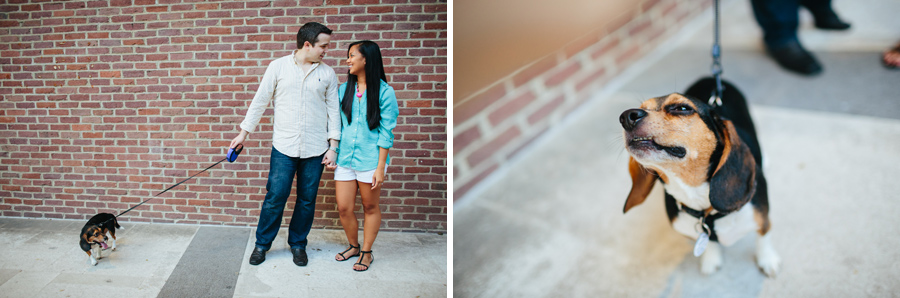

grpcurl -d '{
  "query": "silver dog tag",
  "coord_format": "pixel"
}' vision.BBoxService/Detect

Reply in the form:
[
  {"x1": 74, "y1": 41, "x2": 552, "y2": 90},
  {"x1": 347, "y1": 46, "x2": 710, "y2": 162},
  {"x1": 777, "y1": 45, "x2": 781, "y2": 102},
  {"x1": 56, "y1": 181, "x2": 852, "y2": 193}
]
[{"x1": 694, "y1": 232, "x2": 709, "y2": 257}]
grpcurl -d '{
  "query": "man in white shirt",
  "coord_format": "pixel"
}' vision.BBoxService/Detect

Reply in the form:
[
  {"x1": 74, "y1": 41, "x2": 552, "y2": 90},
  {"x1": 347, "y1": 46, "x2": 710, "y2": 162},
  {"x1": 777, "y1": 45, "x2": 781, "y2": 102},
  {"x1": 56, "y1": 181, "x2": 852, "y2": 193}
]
[{"x1": 229, "y1": 22, "x2": 341, "y2": 267}]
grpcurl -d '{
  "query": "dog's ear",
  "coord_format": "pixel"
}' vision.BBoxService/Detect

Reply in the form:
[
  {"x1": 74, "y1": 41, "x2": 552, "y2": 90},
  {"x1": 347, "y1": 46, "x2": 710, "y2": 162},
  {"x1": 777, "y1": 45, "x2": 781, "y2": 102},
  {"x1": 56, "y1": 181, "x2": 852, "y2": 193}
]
[
  {"x1": 709, "y1": 119, "x2": 757, "y2": 213},
  {"x1": 624, "y1": 157, "x2": 658, "y2": 213}
]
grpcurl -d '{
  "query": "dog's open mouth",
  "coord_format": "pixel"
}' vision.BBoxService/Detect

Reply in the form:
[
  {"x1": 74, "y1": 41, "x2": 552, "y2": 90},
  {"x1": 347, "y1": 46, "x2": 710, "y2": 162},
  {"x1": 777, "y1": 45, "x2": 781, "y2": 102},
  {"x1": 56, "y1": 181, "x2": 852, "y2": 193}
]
[
  {"x1": 95, "y1": 241, "x2": 108, "y2": 249},
  {"x1": 629, "y1": 136, "x2": 687, "y2": 158}
]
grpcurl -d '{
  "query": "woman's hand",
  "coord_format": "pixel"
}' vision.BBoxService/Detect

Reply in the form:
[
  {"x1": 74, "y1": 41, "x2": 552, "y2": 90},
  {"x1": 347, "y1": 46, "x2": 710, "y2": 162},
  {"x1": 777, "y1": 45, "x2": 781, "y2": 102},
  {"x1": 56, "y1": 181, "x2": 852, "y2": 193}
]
[
  {"x1": 322, "y1": 139, "x2": 339, "y2": 170},
  {"x1": 371, "y1": 167, "x2": 385, "y2": 190},
  {"x1": 371, "y1": 147, "x2": 389, "y2": 190},
  {"x1": 323, "y1": 149, "x2": 337, "y2": 170}
]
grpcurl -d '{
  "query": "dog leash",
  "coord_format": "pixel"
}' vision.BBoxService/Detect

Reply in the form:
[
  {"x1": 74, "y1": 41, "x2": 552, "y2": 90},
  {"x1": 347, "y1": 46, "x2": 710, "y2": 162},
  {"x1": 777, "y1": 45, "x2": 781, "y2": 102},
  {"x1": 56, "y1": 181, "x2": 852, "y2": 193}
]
[
  {"x1": 708, "y1": 0, "x2": 724, "y2": 107},
  {"x1": 114, "y1": 144, "x2": 244, "y2": 218}
]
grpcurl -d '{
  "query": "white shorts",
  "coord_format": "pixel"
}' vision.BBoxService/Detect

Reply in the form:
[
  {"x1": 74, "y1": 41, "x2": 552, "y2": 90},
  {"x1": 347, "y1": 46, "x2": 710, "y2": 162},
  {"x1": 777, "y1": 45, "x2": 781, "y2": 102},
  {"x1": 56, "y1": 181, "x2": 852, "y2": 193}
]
[{"x1": 334, "y1": 165, "x2": 385, "y2": 184}]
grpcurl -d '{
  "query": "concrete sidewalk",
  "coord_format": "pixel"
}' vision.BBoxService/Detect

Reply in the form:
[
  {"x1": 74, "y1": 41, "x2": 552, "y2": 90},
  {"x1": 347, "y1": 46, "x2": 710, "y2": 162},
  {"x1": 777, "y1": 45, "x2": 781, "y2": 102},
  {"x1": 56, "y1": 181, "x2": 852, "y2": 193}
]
[
  {"x1": 454, "y1": 0, "x2": 900, "y2": 297},
  {"x1": 0, "y1": 217, "x2": 446, "y2": 297}
]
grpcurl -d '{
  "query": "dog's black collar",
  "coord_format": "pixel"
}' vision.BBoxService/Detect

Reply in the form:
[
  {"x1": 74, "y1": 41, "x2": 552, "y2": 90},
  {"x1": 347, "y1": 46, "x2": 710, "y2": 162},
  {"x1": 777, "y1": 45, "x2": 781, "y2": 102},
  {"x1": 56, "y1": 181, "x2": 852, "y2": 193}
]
[
  {"x1": 679, "y1": 204, "x2": 728, "y2": 241},
  {"x1": 679, "y1": 204, "x2": 709, "y2": 218}
]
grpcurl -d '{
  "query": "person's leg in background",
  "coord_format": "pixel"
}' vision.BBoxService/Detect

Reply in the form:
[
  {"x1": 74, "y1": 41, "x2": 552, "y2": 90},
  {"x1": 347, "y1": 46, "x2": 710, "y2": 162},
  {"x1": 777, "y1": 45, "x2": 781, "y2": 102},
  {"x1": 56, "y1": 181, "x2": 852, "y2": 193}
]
[
  {"x1": 750, "y1": 0, "x2": 823, "y2": 75},
  {"x1": 800, "y1": 0, "x2": 851, "y2": 30},
  {"x1": 250, "y1": 147, "x2": 298, "y2": 265},
  {"x1": 751, "y1": 0, "x2": 800, "y2": 48},
  {"x1": 884, "y1": 41, "x2": 900, "y2": 69},
  {"x1": 286, "y1": 153, "x2": 325, "y2": 266}
]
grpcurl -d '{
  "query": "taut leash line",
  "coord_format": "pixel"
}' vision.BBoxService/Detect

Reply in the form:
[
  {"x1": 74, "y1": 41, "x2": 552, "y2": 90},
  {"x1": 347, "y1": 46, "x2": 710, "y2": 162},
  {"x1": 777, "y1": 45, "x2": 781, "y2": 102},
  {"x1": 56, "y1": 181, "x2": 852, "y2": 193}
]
[
  {"x1": 115, "y1": 144, "x2": 243, "y2": 218},
  {"x1": 709, "y1": 0, "x2": 724, "y2": 107}
]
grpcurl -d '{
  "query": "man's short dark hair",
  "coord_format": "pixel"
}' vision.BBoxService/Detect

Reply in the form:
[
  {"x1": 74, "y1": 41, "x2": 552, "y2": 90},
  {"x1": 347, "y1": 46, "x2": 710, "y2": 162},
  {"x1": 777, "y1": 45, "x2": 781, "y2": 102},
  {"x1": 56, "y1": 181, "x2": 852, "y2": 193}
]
[{"x1": 297, "y1": 22, "x2": 333, "y2": 49}]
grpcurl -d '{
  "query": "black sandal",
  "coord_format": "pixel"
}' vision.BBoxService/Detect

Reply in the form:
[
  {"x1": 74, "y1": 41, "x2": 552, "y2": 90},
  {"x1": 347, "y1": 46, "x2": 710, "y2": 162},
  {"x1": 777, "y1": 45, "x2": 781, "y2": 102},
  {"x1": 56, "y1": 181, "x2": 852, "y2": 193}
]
[
  {"x1": 354, "y1": 250, "x2": 374, "y2": 272},
  {"x1": 335, "y1": 244, "x2": 359, "y2": 262}
]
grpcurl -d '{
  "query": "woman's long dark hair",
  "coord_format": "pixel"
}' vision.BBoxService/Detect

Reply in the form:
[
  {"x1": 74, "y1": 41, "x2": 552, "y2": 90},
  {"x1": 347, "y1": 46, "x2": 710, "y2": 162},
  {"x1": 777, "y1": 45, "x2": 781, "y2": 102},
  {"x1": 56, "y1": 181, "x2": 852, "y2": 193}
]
[{"x1": 342, "y1": 40, "x2": 387, "y2": 131}]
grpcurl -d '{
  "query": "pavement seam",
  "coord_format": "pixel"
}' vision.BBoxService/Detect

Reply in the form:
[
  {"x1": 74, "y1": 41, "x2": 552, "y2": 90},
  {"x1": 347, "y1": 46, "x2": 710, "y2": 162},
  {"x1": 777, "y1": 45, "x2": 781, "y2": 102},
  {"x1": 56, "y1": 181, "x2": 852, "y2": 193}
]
[{"x1": 156, "y1": 226, "x2": 250, "y2": 298}]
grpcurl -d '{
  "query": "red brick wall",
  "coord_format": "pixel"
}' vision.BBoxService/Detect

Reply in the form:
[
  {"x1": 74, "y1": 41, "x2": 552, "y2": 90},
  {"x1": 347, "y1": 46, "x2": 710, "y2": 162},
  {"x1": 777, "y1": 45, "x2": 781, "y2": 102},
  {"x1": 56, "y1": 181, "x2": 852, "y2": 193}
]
[
  {"x1": 0, "y1": 0, "x2": 447, "y2": 233},
  {"x1": 453, "y1": 0, "x2": 707, "y2": 200}
]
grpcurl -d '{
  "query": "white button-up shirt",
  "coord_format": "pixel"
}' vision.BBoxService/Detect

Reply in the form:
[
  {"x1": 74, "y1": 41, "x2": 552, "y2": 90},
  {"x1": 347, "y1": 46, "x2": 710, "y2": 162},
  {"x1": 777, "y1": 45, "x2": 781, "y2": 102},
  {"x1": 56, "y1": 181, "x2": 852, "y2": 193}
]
[{"x1": 240, "y1": 52, "x2": 341, "y2": 158}]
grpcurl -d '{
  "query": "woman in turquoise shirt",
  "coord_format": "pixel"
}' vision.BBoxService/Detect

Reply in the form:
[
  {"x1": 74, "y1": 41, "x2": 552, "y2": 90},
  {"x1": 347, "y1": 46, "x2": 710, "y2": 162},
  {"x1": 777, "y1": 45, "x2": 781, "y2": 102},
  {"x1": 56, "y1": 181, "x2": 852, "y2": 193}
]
[{"x1": 330, "y1": 40, "x2": 399, "y2": 271}]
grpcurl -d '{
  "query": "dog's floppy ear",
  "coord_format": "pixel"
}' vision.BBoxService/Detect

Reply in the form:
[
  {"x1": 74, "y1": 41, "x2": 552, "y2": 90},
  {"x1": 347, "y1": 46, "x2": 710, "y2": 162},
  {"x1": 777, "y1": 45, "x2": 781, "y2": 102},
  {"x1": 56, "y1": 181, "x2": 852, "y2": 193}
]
[
  {"x1": 624, "y1": 157, "x2": 658, "y2": 213},
  {"x1": 709, "y1": 119, "x2": 757, "y2": 213}
]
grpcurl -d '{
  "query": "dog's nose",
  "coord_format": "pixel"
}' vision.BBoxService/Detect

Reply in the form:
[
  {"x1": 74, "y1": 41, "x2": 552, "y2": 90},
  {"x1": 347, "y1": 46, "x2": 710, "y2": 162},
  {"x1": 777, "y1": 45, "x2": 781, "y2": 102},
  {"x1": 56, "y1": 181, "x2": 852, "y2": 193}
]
[{"x1": 620, "y1": 109, "x2": 647, "y2": 131}]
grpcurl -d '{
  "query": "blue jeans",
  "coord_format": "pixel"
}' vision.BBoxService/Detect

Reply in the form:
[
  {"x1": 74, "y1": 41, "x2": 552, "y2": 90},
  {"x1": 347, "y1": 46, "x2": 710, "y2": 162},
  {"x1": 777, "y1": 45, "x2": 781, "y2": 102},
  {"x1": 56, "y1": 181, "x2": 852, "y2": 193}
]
[
  {"x1": 751, "y1": 0, "x2": 833, "y2": 47},
  {"x1": 255, "y1": 147, "x2": 324, "y2": 251}
]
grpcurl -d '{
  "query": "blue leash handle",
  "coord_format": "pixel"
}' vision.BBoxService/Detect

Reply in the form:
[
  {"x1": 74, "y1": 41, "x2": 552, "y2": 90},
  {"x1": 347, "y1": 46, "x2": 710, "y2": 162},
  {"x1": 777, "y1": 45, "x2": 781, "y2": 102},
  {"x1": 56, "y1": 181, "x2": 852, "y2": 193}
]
[{"x1": 227, "y1": 144, "x2": 243, "y2": 163}]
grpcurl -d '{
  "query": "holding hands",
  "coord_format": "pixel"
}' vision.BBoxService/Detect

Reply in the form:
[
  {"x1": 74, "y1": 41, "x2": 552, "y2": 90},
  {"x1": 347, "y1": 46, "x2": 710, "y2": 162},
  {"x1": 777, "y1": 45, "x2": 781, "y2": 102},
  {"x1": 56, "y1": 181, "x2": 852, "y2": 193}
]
[{"x1": 323, "y1": 148, "x2": 337, "y2": 170}]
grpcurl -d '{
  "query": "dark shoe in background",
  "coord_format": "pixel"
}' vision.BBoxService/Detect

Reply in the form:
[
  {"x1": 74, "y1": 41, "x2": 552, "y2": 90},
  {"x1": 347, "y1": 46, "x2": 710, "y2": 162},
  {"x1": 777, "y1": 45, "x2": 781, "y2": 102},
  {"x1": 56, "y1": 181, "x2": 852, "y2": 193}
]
[
  {"x1": 249, "y1": 247, "x2": 266, "y2": 265},
  {"x1": 767, "y1": 41, "x2": 823, "y2": 76},
  {"x1": 291, "y1": 248, "x2": 308, "y2": 266},
  {"x1": 812, "y1": 10, "x2": 851, "y2": 30}
]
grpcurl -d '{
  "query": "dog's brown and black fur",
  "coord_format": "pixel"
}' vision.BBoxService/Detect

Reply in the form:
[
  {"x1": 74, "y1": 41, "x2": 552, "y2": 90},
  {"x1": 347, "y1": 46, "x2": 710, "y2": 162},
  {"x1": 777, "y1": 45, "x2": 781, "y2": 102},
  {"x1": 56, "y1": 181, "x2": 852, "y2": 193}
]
[
  {"x1": 619, "y1": 78, "x2": 780, "y2": 277},
  {"x1": 80, "y1": 213, "x2": 120, "y2": 266}
]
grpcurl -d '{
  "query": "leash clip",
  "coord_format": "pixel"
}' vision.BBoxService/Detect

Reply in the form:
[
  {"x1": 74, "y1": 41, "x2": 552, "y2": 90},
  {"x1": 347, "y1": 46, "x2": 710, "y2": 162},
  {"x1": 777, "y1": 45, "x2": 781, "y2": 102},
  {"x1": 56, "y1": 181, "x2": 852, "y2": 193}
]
[
  {"x1": 227, "y1": 144, "x2": 244, "y2": 163},
  {"x1": 708, "y1": 94, "x2": 722, "y2": 107},
  {"x1": 693, "y1": 215, "x2": 712, "y2": 257},
  {"x1": 695, "y1": 217, "x2": 711, "y2": 235}
]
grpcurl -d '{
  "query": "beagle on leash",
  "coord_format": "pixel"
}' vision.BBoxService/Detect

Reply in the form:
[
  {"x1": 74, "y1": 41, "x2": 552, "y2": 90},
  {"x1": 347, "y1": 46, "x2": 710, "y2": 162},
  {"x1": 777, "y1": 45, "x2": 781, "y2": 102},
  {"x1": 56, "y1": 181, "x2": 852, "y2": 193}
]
[
  {"x1": 80, "y1": 213, "x2": 122, "y2": 266},
  {"x1": 619, "y1": 79, "x2": 781, "y2": 277}
]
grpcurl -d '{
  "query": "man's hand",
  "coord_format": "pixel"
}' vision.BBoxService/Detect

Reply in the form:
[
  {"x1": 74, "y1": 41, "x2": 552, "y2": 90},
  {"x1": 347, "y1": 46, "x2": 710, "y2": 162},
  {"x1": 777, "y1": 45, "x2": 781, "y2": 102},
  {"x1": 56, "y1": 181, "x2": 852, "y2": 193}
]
[
  {"x1": 322, "y1": 139, "x2": 339, "y2": 170},
  {"x1": 322, "y1": 149, "x2": 337, "y2": 170},
  {"x1": 230, "y1": 130, "x2": 248, "y2": 149}
]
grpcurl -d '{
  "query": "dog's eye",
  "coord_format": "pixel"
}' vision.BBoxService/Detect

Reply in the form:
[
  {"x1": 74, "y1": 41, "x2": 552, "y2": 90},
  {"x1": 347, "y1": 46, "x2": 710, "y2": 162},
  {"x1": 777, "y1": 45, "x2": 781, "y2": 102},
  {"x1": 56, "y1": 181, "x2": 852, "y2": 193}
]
[{"x1": 667, "y1": 104, "x2": 694, "y2": 115}]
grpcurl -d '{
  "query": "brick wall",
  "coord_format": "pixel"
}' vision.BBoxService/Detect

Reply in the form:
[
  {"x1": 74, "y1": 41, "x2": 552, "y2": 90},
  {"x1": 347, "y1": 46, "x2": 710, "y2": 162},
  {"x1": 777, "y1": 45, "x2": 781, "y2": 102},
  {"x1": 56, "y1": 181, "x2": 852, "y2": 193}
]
[
  {"x1": 453, "y1": 0, "x2": 708, "y2": 200},
  {"x1": 0, "y1": 0, "x2": 447, "y2": 233}
]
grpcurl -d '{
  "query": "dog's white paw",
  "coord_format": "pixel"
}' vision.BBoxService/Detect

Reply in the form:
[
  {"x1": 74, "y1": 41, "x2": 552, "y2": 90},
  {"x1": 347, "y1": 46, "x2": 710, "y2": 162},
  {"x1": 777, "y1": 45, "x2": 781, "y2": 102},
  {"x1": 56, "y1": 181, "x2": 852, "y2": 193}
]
[
  {"x1": 700, "y1": 242, "x2": 723, "y2": 275},
  {"x1": 91, "y1": 258, "x2": 97, "y2": 266},
  {"x1": 756, "y1": 239, "x2": 781, "y2": 277},
  {"x1": 756, "y1": 251, "x2": 780, "y2": 278}
]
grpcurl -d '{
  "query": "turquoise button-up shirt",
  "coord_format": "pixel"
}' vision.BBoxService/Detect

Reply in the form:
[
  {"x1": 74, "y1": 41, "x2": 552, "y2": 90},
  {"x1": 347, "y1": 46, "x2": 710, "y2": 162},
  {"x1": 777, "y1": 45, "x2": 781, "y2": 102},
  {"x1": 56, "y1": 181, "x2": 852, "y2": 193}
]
[{"x1": 336, "y1": 80, "x2": 400, "y2": 171}]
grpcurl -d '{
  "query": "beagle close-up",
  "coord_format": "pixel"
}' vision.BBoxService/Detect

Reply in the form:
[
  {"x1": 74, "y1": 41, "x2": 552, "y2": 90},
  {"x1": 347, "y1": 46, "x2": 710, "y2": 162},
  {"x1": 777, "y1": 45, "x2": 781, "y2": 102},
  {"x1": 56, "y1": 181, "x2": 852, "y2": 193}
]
[
  {"x1": 618, "y1": 78, "x2": 781, "y2": 277},
  {"x1": 79, "y1": 213, "x2": 121, "y2": 266}
]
